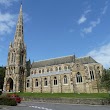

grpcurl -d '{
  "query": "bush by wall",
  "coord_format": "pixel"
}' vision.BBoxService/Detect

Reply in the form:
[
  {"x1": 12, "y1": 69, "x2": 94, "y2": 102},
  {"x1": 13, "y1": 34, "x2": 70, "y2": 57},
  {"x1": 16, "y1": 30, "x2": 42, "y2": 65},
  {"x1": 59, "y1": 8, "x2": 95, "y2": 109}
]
[{"x1": 0, "y1": 96, "x2": 17, "y2": 106}]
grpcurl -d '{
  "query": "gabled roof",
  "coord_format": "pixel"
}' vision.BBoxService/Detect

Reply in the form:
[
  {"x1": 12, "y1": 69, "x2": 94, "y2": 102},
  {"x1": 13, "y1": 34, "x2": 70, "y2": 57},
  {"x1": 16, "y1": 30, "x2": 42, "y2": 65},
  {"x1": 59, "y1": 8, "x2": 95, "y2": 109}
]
[
  {"x1": 75, "y1": 56, "x2": 97, "y2": 64},
  {"x1": 32, "y1": 55, "x2": 75, "y2": 68},
  {"x1": 31, "y1": 55, "x2": 98, "y2": 68}
]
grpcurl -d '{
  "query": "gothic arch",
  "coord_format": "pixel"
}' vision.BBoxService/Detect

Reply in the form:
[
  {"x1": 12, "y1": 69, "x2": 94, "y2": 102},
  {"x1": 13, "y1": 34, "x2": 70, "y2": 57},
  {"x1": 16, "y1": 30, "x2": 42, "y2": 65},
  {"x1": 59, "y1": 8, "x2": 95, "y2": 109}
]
[{"x1": 6, "y1": 78, "x2": 13, "y2": 92}]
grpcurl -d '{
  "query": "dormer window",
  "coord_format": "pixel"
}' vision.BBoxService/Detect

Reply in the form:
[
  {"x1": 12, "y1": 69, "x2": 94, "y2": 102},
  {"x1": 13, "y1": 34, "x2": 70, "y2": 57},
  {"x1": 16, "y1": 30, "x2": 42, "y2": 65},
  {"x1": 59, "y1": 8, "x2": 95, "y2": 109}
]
[
  {"x1": 39, "y1": 70, "x2": 41, "y2": 73},
  {"x1": 47, "y1": 69, "x2": 49, "y2": 72},
  {"x1": 55, "y1": 67, "x2": 58, "y2": 71},
  {"x1": 59, "y1": 67, "x2": 61, "y2": 71},
  {"x1": 42, "y1": 69, "x2": 44, "y2": 73}
]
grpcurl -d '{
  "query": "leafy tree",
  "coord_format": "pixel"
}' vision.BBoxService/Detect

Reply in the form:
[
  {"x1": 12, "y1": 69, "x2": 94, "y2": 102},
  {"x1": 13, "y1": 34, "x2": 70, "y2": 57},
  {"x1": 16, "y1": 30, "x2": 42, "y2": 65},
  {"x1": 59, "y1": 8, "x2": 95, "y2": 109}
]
[
  {"x1": 100, "y1": 69, "x2": 110, "y2": 92},
  {"x1": 0, "y1": 66, "x2": 5, "y2": 90}
]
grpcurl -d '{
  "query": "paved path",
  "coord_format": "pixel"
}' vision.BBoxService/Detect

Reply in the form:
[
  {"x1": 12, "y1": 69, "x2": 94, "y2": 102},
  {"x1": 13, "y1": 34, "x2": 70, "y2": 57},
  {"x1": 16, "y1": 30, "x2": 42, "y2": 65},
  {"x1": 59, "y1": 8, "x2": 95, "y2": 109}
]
[{"x1": 0, "y1": 101, "x2": 110, "y2": 110}]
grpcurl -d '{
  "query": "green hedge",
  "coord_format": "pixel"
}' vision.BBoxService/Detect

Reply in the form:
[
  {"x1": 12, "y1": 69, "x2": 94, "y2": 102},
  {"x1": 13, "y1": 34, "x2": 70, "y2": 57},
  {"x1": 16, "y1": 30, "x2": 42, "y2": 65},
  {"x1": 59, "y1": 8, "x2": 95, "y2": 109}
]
[
  {"x1": 0, "y1": 96, "x2": 17, "y2": 106},
  {"x1": 17, "y1": 93, "x2": 109, "y2": 98}
]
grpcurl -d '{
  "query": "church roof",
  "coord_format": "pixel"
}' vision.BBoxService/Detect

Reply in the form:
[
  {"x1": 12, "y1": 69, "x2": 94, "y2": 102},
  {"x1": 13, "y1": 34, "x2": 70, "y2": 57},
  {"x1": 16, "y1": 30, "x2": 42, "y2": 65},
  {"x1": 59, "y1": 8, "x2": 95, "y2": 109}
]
[
  {"x1": 32, "y1": 55, "x2": 75, "y2": 68},
  {"x1": 75, "y1": 56, "x2": 97, "y2": 64},
  {"x1": 31, "y1": 55, "x2": 98, "y2": 68}
]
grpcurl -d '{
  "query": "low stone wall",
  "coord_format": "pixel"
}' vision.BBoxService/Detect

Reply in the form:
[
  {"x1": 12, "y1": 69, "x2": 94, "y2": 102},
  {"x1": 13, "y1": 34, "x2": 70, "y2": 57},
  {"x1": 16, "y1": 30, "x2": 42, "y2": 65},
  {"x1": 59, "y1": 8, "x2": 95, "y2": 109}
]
[{"x1": 22, "y1": 97, "x2": 110, "y2": 105}]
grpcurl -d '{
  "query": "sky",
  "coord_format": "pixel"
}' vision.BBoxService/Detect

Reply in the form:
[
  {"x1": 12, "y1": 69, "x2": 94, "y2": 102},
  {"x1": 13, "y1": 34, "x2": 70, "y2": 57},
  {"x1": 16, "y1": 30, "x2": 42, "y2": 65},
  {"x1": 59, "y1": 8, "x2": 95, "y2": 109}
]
[{"x1": 0, "y1": 0, "x2": 110, "y2": 68}]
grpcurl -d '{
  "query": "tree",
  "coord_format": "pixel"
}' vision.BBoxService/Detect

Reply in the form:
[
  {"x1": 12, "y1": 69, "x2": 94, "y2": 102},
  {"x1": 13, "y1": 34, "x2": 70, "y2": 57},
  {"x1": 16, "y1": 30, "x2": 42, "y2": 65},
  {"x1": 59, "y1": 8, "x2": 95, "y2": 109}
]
[
  {"x1": 0, "y1": 66, "x2": 5, "y2": 90},
  {"x1": 100, "y1": 69, "x2": 110, "y2": 92}
]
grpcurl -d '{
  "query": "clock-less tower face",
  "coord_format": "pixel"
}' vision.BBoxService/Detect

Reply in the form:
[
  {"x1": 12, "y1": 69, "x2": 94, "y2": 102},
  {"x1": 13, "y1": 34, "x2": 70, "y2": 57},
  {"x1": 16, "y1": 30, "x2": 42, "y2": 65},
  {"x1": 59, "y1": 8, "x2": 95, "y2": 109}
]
[{"x1": 3, "y1": 4, "x2": 27, "y2": 92}]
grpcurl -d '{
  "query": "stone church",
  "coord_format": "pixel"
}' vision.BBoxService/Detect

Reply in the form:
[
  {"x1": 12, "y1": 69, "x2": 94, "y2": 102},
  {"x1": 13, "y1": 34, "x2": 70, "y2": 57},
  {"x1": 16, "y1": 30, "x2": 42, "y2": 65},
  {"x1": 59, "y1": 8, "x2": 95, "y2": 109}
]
[{"x1": 3, "y1": 4, "x2": 103, "y2": 93}]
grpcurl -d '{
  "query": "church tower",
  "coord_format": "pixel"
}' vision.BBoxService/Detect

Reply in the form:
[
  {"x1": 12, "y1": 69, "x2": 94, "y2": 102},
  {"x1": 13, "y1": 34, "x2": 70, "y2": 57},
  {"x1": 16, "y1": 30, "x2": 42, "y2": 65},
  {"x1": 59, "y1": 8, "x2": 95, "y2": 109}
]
[{"x1": 3, "y1": 4, "x2": 27, "y2": 92}]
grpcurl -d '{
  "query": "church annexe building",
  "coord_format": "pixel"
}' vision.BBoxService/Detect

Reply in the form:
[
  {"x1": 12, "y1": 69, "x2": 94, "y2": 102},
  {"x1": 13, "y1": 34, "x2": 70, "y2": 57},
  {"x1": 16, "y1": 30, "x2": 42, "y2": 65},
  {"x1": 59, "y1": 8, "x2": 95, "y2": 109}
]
[{"x1": 3, "y1": 4, "x2": 103, "y2": 93}]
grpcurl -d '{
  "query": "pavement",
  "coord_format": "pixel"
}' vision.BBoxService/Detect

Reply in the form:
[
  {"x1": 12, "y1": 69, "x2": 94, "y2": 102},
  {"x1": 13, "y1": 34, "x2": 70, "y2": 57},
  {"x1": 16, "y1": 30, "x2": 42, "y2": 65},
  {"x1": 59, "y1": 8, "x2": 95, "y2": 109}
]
[{"x1": 0, "y1": 101, "x2": 110, "y2": 110}]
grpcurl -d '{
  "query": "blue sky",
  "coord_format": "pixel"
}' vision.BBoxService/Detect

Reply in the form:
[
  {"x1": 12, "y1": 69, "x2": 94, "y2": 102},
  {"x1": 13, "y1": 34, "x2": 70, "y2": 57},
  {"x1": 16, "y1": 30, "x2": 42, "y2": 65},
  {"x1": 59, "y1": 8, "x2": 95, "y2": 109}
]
[{"x1": 0, "y1": 0, "x2": 110, "y2": 68}]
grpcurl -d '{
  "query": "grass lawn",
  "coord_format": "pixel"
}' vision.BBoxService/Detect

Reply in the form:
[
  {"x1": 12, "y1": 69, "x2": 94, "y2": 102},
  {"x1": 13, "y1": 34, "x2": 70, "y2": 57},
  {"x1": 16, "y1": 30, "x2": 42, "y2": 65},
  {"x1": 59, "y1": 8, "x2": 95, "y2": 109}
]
[{"x1": 16, "y1": 93, "x2": 109, "y2": 99}]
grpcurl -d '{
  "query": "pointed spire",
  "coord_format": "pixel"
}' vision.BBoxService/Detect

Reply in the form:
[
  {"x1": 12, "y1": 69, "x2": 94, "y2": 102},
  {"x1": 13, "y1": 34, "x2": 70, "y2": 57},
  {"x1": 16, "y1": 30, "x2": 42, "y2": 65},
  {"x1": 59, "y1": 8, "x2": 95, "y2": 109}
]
[
  {"x1": 14, "y1": 3, "x2": 24, "y2": 48},
  {"x1": 20, "y1": 2, "x2": 22, "y2": 12}
]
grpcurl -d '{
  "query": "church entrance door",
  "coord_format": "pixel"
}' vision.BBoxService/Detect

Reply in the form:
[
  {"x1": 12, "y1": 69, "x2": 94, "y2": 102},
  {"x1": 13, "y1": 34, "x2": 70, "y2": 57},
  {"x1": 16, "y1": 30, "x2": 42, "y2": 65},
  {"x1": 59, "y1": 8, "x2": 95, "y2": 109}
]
[{"x1": 6, "y1": 78, "x2": 13, "y2": 92}]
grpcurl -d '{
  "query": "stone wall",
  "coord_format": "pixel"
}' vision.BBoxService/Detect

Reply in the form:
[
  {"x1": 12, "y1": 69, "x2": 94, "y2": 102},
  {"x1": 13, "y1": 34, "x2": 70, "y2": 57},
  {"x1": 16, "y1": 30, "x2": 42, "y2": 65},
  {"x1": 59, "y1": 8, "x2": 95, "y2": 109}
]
[
  {"x1": 26, "y1": 62, "x2": 103, "y2": 93},
  {"x1": 23, "y1": 97, "x2": 110, "y2": 105}
]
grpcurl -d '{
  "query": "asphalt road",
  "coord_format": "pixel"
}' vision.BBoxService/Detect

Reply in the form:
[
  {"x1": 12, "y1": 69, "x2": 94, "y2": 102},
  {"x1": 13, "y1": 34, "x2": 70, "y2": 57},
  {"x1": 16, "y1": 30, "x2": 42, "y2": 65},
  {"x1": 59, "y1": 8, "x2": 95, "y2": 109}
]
[{"x1": 0, "y1": 101, "x2": 110, "y2": 110}]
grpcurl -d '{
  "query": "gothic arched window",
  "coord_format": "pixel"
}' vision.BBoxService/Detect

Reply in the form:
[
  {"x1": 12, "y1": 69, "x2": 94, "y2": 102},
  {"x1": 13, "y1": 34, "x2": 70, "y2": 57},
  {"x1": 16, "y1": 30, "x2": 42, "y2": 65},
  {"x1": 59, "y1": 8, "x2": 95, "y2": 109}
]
[
  {"x1": 35, "y1": 79, "x2": 38, "y2": 87},
  {"x1": 55, "y1": 67, "x2": 58, "y2": 71},
  {"x1": 50, "y1": 68, "x2": 53, "y2": 72},
  {"x1": 64, "y1": 75, "x2": 68, "y2": 84},
  {"x1": 44, "y1": 78, "x2": 48, "y2": 86},
  {"x1": 21, "y1": 55, "x2": 24, "y2": 64},
  {"x1": 59, "y1": 67, "x2": 61, "y2": 71},
  {"x1": 11, "y1": 53, "x2": 13, "y2": 63},
  {"x1": 39, "y1": 70, "x2": 41, "y2": 73},
  {"x1": 47, "y1": 69, "x2": 49, "y2": 72},
  {"x1": 68, "y1": 65, "x2": 70, "y2": 69},
  {"x1": 76, "y1": 72, "x2": 82, "y2": 83},
  {"x1": 34, "y1": 70, "x2": 36, "y2": 74},
  {"x1": 27, "y1": 80, "x2": 30, "y2": 87},
  {"x1": 54, "y1": 77, "x2": 57, "y2": 85},
  {"x1": 13, "y1": 53, "x2": 16, "y2": 63},
  {"x1": 64, "y1": 66, "x2": 67, "y2": 70},
  {"x1": 42, "y1": 69, "x2": 44, "y2": 73},
  {"x1": 31, "y1": 71, "x2": 33, "y2": 74},
  {"x1": 90, "y1": 71, "x2": 94, "y2": 80}
]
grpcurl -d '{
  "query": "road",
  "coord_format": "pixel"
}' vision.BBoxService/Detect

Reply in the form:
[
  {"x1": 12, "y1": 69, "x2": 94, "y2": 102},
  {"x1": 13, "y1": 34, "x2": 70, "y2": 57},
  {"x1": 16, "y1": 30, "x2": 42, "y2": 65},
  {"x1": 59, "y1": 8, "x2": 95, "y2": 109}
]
[{"x1": 0, "y1": 101, "x2": 110, "y2": 110}]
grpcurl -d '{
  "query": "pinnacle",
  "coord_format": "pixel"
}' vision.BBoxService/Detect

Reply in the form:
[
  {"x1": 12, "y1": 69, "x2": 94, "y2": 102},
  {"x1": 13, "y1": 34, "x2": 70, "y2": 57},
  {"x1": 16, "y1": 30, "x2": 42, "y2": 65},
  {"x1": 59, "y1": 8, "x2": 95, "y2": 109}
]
[
  {"x1": 20, "y1": 3, "x2": 22, "y2": 12},
  {"x1": 13, "y1": 3, "x2": 24, "y2": 48}
]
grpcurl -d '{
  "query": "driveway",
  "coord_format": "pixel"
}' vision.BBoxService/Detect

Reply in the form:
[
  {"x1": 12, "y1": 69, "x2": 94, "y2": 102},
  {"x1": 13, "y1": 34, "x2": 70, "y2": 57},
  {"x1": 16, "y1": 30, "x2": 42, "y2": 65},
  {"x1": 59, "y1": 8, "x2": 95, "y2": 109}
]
[{"x1": 0, "y1": 101, "x2": 110, "y2": 110}]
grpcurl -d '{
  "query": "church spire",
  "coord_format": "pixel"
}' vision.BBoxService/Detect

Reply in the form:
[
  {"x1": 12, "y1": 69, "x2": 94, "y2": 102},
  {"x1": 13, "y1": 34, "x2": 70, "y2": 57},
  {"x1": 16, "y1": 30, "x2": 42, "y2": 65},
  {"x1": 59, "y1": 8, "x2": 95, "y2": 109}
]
[
  {"x1": 14, "y1": 4, "x2": 24, "y2": 47},
  {"x1": 3, "y1": 2, "x2": 27, "y2": 93}
]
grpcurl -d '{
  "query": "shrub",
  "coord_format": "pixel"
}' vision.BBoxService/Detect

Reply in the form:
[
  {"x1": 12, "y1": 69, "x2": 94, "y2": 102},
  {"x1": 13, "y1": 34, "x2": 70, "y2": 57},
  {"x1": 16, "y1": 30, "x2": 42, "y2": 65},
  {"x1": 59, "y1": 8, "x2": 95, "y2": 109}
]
[{"x1": 0, "y1": 96, "x2": 17, "y2": 106}]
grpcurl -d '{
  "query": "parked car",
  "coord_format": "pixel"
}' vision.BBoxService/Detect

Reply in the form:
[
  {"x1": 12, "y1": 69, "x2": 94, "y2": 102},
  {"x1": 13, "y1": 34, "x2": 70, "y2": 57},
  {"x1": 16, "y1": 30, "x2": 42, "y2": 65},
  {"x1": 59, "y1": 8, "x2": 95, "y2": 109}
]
[{"x1": 10, "y1": 94, "x2": 21, "y2": 103}]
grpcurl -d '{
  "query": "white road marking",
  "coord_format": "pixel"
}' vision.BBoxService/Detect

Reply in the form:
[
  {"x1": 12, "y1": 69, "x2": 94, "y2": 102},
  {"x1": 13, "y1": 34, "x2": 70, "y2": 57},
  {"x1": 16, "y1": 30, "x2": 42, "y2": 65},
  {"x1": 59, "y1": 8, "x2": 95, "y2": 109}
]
[
  {"x1": 29, "y1": 105, "x2": 53, "y2": 110},
  {"x1": 41, "y1": 107, "x2": 45, "y2": 109}
]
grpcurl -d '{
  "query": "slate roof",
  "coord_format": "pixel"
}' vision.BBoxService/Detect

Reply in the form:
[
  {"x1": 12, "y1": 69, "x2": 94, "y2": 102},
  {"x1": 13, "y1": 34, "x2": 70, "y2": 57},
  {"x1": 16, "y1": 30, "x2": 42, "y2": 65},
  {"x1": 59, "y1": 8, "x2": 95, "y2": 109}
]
[
  {"x1": 75, "y1": 56, "x2": 97, "y2": 64},
  {"x1": 32, "y1": 55, "x2": 97, "y2": 68},
  {"x1": 32, "y1": 55, "x2": 75, "y2": 68}
]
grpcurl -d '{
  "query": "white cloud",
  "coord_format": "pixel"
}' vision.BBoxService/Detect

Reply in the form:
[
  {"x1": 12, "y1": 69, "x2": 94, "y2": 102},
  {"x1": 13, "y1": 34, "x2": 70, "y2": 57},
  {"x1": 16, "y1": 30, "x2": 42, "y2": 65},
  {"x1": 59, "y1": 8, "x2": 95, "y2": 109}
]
[
  {"x1": 23, "y1": 13, "x2": 30, "y2": 23},
  {"x1": 83, "y1": 27, "x2": 92, "y2": 34},
  {"x1": 0, "y1": 11, "x2": 29, "y2": 40},
  {"x1": 78, "y1": 9, "x2": 91, "y2": 25},
  {"x1": 78, "y1": 15, "x2": 87, "y2": 24},
  {"x1": 0, "y1": 0, "x2": 19, "y2": 7},
  {"x1": 87, "y1": 43, "x2": 110, "y2": 68},
  {"x1": 80, "y1": 1, "x2": 109, "y2": 35},
  {"x1": 0, "y1": 11, "x2": 17, "y2": 35},
  {"x1": 82, "y1": 18, "x2": 100, "y2": 34},
  {"x1": 102, "y1": 5, "x2": 108, "y2": 15},
  {"x1": 84, "y1": 9, "x2": 91, "y2": 14},
  {"x1": 101, "y1": 0, "x2": 109, "y2": 15},
  {"x1": 90, "y1": 18, "x2": 100, "y2": 27}
]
